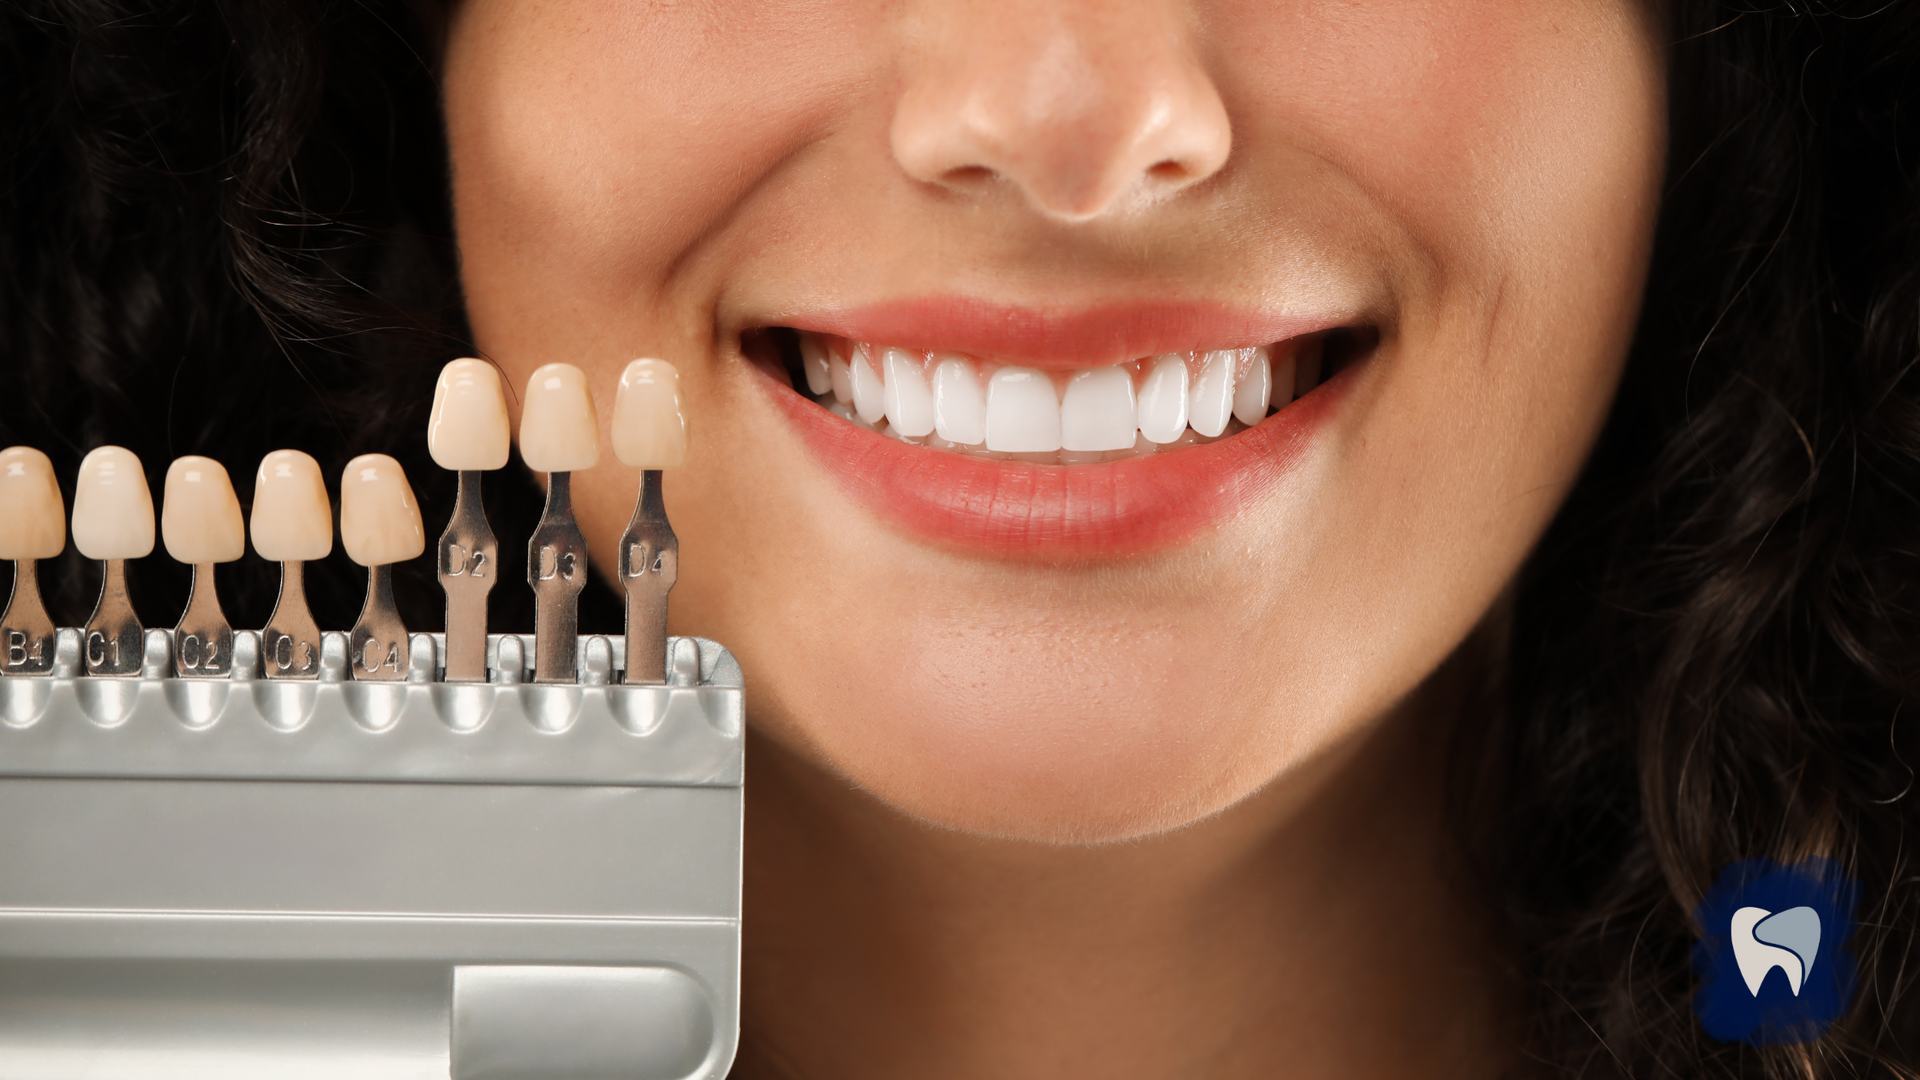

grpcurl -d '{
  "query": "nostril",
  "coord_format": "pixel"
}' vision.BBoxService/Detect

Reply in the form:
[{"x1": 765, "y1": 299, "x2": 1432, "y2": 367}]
[
  {"x1": 941, "y1": 164, "x2": 998, "y2": 187},
  {"x1": 1146, "y1": 160, "x2": 1191, "y2": 184}
]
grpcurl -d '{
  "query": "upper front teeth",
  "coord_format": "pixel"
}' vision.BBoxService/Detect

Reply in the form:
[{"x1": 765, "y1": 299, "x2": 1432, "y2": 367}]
[{"x1": 814, "y1": 335, "x2": 1306, "y2": 459}]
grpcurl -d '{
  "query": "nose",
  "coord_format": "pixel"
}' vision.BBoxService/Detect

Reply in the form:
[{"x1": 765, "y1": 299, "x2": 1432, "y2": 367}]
[{"x1": 890, "y1": 1, "x2": 1232, "y2": 222}]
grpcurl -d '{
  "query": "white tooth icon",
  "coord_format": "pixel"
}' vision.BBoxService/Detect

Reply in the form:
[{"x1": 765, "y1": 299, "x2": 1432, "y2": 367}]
[{"x1": 1730, "y1": 905, "x2": 1821, "y2": 997}]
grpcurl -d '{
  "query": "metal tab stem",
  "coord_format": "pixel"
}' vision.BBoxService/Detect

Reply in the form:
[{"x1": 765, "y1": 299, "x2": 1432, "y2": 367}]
[
  {"x1": 82, "y1": 559, "x2": 143, "y2": 677},
  {"x1": 262, "y1": 560, "x2": 322, "y2": 680},
  {"x1": 528, "y1": 472, "x2": 588, "y2": 684},
  {"x1": 0, "y1": 559, "x2": 56, "y2": 676},
  {"x1": 349, "y1": 563, "x2": 408, "y2": 681},
  {"x1": 619, "y1": 470, "x2": 677, "y2": 685},
  {"x1": 439, "y1": 470, "x2": 498, "y2": 682},
  {"x1": 172, "y1": 563, "x2": 233, "y2": 678}
]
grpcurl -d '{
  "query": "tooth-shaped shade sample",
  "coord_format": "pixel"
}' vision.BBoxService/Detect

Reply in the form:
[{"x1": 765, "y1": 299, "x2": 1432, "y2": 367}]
[
  {"x1": 612, "y1": 358, "x2": 689, "y2": 468},
  {"x1": 340, "y1": 454, "x2": 425, "y2": 567},
  {"x1": 1138, "y1": 354, "x2": 1191, "y2": 444},
  {"x1": 1061, "y1": 366, "x2": 1138, "y2": 451},
  {"x1": 72, "y1": 446, "x2": 155, "y2": 560},
  {"x1": 519, "y1": 363, "x2": 601, "y2": 473},
  {"x1": 985, "y1": 367, "x2": 1062, "y2": 453},
  {"x1": 932, "y1": 354, "x2": 986, "y2": 445},
  {"x1": 428, "y1": 359, "x2": 511, "y2": 471},
  {"x1": 251, "y1": 450, "x2": 333, "y2": 561},
  {"x1": 881, "y1": 348, "x2": 935, "y2": 438},
  {"x1": 799, "y1": 336, "x2": 833, "y2": 396},
  {"x1": 0, "y1": 447, "x2": 65, "y2": 560},
  {"x1": 162, "y1": 456, "x2": 245, "y2": 564},
  {"x1": 849, "y1": 346, "x2": 887, "y2": 425},
  {"x1": 1232, "y1": 346, "x2": 1273, "y2": 426},
  {"x1": 1189, "y1": 350, "x2": 1236, "y2": 438}
]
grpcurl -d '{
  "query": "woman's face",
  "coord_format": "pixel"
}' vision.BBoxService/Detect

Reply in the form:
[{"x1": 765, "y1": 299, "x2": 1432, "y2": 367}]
[{"x1": 443, "y1": 0, "x2": 1664, "y2": 842}]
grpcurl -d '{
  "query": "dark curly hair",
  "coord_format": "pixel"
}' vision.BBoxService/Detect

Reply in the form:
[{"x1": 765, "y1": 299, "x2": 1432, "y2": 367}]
[{"x1": 2, "y1": 1, "x2": 1917, "y2": 1076}]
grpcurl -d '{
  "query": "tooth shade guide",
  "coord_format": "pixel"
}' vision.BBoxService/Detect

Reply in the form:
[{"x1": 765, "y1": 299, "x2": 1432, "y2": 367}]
[
  {"x1": 72, "y1": 446, "x2": 156, "y2": 561},
  {"x1": 428, "y1": 358, "x2": 512, "y2": 472},
  {"x1": 251, "y1": 450, "x2": 333, "y2": 562},
  {"x1": 612, "y1": 359, "x2": 689, "y2": 469},
  {"x1": 0, "y1": 447, "x2": 66, "y2": 561},
  {"x1": 161, "y1": 456, "x2": 246, "y2": 566},
  {"x1": 518, "y1": 362, "x2": 601, "y2": 474}
]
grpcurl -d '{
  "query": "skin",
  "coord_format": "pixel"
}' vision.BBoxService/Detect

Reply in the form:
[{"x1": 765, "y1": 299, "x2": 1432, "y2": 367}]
[{"x1": 443, "y1": 1, "x2": 1665, "y2": 1076}]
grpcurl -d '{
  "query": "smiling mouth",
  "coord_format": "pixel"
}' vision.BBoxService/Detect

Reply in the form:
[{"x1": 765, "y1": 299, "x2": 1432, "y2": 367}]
[{"x1": 751, "y1": 326, "x2": 1377, "y2": 467}]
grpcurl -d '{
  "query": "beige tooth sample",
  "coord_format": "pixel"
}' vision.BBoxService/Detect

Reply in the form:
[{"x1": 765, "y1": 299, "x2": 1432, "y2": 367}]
[
  {"x1": 613, "y1": 359, "x2": 685, "y2": 684},
  {"x1": 0, "y1": 447, "x2": 64, "y2": 675},
  {"x1": 613, "y1": 359, "x2": 689, "y2": 468},
  {"x1": 163, "y1": 456, "x2": 243, "y2": 677},
  {"x1": 341, "y1": 454, "x2": 425, "y2": 567},
  {"x1": 73, "y1": 446, "x2": 155, "y2": 560},
  {"x1": 429, "y1": 358, "x2": 512, "y2": 471},
  {"x1": 251, "y1": 450, "x2": 333, "y2": 562},
  {"x1": 341, "y1": 453, "x2": 422, "y2": 681},
  {"x1": 519, "y1": 362, "x2": 601, "y2": 472},
  {"x1": 253, "y1": 450, "x2": 330, "y2": 679},
  {"x1": 74, "y1": 446, "x2": 152, "y2": 677},
  {"x1": 162, "y1": 457, "x2": 245, "y2": 564},
  {"x1": 0, "y1": 447, "x2": 65, "y2": 561}
]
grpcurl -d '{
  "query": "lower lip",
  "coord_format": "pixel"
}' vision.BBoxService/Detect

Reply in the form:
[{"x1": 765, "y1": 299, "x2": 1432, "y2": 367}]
[{"x1": 761, "y1": 365, "x2": 1351, "y2": 559}]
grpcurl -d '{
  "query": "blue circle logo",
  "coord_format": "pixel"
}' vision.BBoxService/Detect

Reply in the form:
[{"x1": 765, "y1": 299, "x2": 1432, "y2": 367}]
[{"x1": 1692, "y1": 857, "x2": 1859, "y2": 1045}]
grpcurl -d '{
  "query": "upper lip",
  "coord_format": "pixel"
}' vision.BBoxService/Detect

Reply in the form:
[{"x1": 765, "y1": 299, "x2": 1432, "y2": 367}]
[{"x1": 765, "y1": 297, "x2": 1361, "y2": 369}]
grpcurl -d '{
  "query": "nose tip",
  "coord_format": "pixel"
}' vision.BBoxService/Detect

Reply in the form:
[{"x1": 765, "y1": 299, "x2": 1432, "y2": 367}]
[{"x1": 891, "y1": 11, "x2": 1232, "y2": 222}]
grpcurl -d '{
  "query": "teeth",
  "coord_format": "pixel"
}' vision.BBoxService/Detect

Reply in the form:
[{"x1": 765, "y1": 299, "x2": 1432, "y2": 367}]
[
  {"x1": 72, "y1": 446, "x2": 155, "y2": 561},
  {"x1": 828, "y1": 351, "x2": 853, "y2": 405},
  {"x1": 251, "y1": 449, "x2": 333, "y2": 561},
  {"x1": 932, "y1": 354, "x2": 987, "y2": 446},
  {"x1": 1235, "y1": 346, "x2": 1274, "y2": 426},
  {"x1": 1188, "y1": 350, "x2": 1236, "y2": 438},
  {"x1": 519, "y1": 363, "x2": 601, "y2": 473},
  {"x1": 339, "y1": 453, "x2": 425, "y2": 567},
  {"x1": 985, "y1": 367, "x2": 1062, "y2": 453},
  {"x1": 798, "y1": 335, "x2": 833, "y2": 396},
  {"x1": 881, "y1": 348, "x2": 936, "y2": 438},
  {"x1": 161, "y1": 456, "x2": 245, "y2": 564},
  {"x1": 0, "y1": 447, "x2": 65, "y2": 560},
  {"x1": 613, "y1": 358, "x2": 689, "y2": 468},
  {"x1": 1060, "y1": 366, "x2": 1138, "y2": 452},
  {"x1": 849, "y1": 344, "x2": 887, "y2": 425},
  {"x1": 428, "y1": 358, "x2": 512, "y2": 471},
  {"x1": 1137, "y1": 354, "x2": 1191, "y2": 445}
]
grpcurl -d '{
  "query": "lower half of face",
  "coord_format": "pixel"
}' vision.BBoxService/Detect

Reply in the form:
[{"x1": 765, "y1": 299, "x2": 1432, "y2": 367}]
[{"x1": 444, "y1": 0, "x2": 1665, "y2": 842}]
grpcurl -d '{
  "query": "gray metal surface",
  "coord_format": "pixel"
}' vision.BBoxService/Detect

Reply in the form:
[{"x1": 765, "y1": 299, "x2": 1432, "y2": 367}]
[{"x1": 0, "y1": 630, "x2": 745, "y2": 1080}]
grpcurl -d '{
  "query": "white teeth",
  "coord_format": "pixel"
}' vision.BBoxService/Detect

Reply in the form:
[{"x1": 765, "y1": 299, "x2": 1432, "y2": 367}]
[
  {"x1": 1188, "y1": 350, "x2": 1236, "y2": 438},
  {"x1": 932, "y1": 354, "x2": 987, "y2": 446},
  {"x1": 985, "y1": 367, "x2": 1062, "y2": 452},
  {"x1": 828, "y1": 353, "x2": 853, "y2": 405},
  {"x1": 1137, "y1": 354, "x2": 1191, "y2": 444},
  {"x1": 881, "y1": 348, "x2": 936, "y2": 438},
  {"x1": 798, "y1": 335, "x2": 833, "y2": 396},
  {"x1": 72, "y1": 446, "x2": 155, "y2": 561},
  {"x1": 1233, "y1": 346, "x2": 1273, "y2": 426},
  {"x1": 0, "y1": 446, "x2": 65, "y2": 561},
  {"x1": 161, "y1": 456, "x2": 246, "y2": 564},
  {"x1": 1060, "y1": 366, "x2": 1138, "y2": 452},
  {"x1": 849, "y1": 345, "x2": 887, "y2": 425}
]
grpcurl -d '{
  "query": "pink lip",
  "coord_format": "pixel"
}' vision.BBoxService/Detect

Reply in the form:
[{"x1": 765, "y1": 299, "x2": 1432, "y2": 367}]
[
  {"x1": 781, "y1": 298, "x2": 1353, "y2": 369},
  {"x1": 761, "y1": 364, "x2": 1352, "y2": 559}
]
